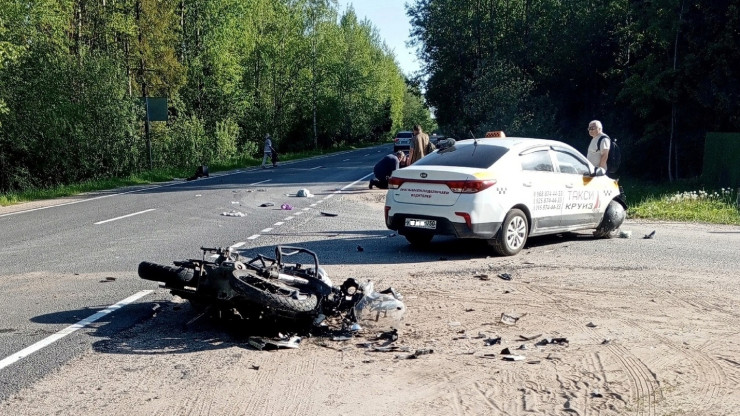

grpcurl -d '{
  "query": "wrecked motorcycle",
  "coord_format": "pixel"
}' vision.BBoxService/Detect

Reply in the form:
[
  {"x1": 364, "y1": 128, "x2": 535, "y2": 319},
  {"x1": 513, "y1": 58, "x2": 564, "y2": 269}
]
[{"x1": 138, "y1": 245, "x2": 405, "y2": 331}]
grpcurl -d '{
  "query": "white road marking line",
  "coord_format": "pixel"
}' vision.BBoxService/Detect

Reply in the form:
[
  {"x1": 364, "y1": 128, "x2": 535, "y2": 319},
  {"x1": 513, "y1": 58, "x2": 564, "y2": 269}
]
[
  {"x1": 274, "y1": 222, "x2": 284, "y2": 226},
  {"x1": 342, "y1": 158, "x2": 350, "y2": 161},
  {"x1": 247, "y1": 235, "x2": 260, "y2": 240},
  {"x1": 231, "y1": 242, "x2": 246, "y2": 248},
  {"x1": 261, "y1": 228, "x2": 273, "y2": 233},
  {"x1": 310, "y1": 203, "x2": 317, "y2": 207},
  {"x1": 0, "y1": 290, "x2": 153, "y2": 371},
  {"x1": 308, "y1": 166, "x2": 322, "y2": 170},
  {"x1": 285, "y1": 216, "x2": 294, "y2": 220},
  {"x1": 249, "y1": 179, "x2": 271, "y2": 186},
  {"x1": 94, "y1": 209, "x2": 156, "y2": 225},
  {"x1": 294, "y1": 212, "x2": 303, "y2": 216}
]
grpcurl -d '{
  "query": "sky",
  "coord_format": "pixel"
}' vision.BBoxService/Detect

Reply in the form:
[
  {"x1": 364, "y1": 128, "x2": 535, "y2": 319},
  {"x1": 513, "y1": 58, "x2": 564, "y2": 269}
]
[{"x1": 336, "y1": 0, "x2": 421, "y2": 77}]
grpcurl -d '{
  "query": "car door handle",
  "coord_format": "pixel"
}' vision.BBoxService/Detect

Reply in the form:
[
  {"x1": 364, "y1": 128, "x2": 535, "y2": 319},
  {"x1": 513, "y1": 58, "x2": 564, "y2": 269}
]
[{"x1": 523, "y1": 181, "x2": 532, "y2": 187}]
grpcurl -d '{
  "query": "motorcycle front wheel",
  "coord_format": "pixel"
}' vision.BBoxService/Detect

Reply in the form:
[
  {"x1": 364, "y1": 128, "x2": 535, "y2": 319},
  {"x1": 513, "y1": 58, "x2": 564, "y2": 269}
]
[{"x1": 230, "y1": 271, "x2": 319, "y2": 318}]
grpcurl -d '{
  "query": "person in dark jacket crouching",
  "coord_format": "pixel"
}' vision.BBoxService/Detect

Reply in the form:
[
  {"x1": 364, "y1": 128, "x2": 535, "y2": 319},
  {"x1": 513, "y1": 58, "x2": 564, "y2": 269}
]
[{"x1": 369, "y1": 151, "x2": 406, "y2": 189}]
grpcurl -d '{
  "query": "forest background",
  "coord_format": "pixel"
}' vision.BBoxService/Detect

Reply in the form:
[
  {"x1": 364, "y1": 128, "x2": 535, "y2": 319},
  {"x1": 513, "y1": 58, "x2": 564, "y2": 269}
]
[{"x1": 0, "y1": 0, "x2": 738, "y2": 194}]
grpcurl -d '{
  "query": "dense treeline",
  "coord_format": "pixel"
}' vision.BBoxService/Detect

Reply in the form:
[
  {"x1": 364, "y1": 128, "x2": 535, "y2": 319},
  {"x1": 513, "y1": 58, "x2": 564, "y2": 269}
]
[
  {"x1": 408, "y1": 0, "x2": 740, "y2": 181},
  {"x1": 0, "y1": 0, "x2": 434, "y2": 193}
]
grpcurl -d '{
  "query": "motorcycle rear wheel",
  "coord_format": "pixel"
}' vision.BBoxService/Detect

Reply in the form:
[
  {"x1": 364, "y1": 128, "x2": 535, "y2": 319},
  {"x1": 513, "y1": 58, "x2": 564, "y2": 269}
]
[
  {"x1": 138, "y1": 261, "x2": 196, "y2": 288},
  {"x1": 230, "y1": 271, "x2": 319, "y2": 317}
]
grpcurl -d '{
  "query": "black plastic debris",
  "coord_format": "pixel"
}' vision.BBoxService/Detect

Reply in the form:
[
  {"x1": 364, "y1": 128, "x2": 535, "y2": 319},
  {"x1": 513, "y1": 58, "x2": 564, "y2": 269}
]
[
  {"x1": 535, "y1": 337, "x2": 569, "y2": 346},
  {"x1": 518, "y1": 334, "x2": 542, "y2": 341},
  {"x1": 250, "y1": 365, "x2": 260, "y2": 371},
  {"x1": 375, "y1": 329, "x2": 399, "y2": 343},
  {"x1": 498, "y1": 273, "x2": 512, "y2": 281},
  {"x1": 644, "y1": 230, "x2": 656, "y2": 239},
  {"x1": 356, "y1": 245, "x2": 364, "y2": 252},
  {"x1": 99, "y1": 277, "x2": 116, "y2": 283},
  {"x1": 500, "y1": 347, "x2": 512, "y2": 354},
  {"x1": 586, "y1": 322, "x2": 597, "y2": 328},
  {"x1": 259, "y1": 202, "x2": 274, "y2": 207},
  {"x1": 320, "y1": 211, "x2": 338, "y2": 217},
  {"x1": 484, "y1": 337, "x2": 502, "y2": 346},
  {"x1": 401, "y1": 348, "x2": 434, "y2": 359},
  {"x1": 474, "y1": 274, "x2": 490, "y2": 281}
]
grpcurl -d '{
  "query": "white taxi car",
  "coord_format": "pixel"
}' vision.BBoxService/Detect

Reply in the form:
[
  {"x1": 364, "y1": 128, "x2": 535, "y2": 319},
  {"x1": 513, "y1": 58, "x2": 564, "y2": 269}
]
[{"x1": 384, "y1": 137, "x2": 627, "y2": 256}]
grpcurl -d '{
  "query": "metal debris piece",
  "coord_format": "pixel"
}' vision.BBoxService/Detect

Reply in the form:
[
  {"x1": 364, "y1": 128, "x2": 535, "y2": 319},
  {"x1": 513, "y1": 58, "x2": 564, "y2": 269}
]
[
  {"x1": 586, "y1": 322, "x2": 597, "y2": 328},
  {"x1": 601, "y1": 339, "x2": 612, "y2": 345},
  {"x1": 500, "y1": 347, "x2": 512, "y2": 354},
  {"x1": 221, "y1": 210, "x2": 246, "y2": 217},
  {"x1": 527, "y1": 360, "x2": 541, "y2": 364},
  {"x1": 248, "y1": 336, "x2": 301, "y2": 350},
  {"x1": 356, "y1": 245, "x2": 364, "y2": 252},
  {"x1": 259, "y1": 202, "x2": 274, "y2": 207},
  {"x1": 320, "y1": 211, "x2": 338, "y2": 217},
  {"x1": 480, "y1": 353, "x2": 497, "y2": 359},
  {"x1": 518, "y1": 334, "x2": 542, "y2": 341},
  {"x1": 591, "y1": 390, "x2": 603, "y2": 398},
  {"x1": 502, "y1": 354, "x2": 526, "y2": 361},
  {"x1": 331, "y1": 335, "x2": 352, "y2": 342},
  {"x1": 375, "y1": 329, "x2": 399, "y2": 342},
  {"x1": 644, "y1": 230, "x2": 656, "y2": 239},
  {"x1": 500, "y1": 313, "x2": 523, "y2": 325},
  {"x1": 250, "y1": 365, "x2": 260, "y2": 371},
  {"x1": 474, "y1": 274, "x2": 490, "y2": 280},
  {"x1": 498, "y1": 273, "x2": 512, "y2": 281}
]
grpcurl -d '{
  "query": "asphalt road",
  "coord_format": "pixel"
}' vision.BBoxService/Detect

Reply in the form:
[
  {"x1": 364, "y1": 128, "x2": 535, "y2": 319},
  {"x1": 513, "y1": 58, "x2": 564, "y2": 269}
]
[
  {"x1": 1, "y1": 144, "x2": 739, "y2": 403},
  {"x1": 0, "y1": 145, "x2": 398, "y2": 400}
]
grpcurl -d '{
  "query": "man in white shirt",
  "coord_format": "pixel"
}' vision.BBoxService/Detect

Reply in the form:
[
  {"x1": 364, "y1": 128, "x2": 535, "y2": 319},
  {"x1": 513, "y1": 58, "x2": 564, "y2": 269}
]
[{"x1": 587, "y1": 120, "x2": 610, "y2": 175}]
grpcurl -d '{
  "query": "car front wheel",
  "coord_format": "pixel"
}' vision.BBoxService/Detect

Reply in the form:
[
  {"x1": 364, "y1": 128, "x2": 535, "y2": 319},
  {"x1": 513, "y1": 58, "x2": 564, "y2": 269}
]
[{"x1": 489, "y1": 209, "x2": 528, "y2": 256}]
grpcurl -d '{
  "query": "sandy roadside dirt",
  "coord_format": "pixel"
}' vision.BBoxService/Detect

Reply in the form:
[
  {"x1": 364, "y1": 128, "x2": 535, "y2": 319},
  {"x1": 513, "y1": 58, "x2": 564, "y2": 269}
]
[{"x1": 2, "y1": 191, "x2": 739, "y2": 416}]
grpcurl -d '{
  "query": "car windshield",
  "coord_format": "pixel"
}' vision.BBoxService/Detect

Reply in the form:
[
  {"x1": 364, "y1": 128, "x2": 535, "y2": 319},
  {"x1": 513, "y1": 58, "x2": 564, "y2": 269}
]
[
  {"x1": 397, "y1": 132, "x2": 413, "y2": 138},
  {"x1": 413, "y1": 143, "x2": 509, "y2": 168}
]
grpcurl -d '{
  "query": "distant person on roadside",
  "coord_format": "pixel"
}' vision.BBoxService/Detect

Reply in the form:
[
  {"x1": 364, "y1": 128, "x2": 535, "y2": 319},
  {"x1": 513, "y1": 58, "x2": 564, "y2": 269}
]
[
  {"x1": 409, "y1": 124, "x2": 431, "y2": 164},
  {"x1": 586, "y1": 120, "x2": 610, "y2": 175},
  {"x1": 262, "y1": 133, "x2": 275, "y2": 168},
  {"x1": 369, "y1": 151, "x2": 407, "y2": 189}
]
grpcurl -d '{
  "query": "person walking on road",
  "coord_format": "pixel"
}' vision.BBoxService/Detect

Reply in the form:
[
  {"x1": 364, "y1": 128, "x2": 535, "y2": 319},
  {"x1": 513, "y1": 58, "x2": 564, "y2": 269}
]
[
  {"x1": 408, "y1": 124, "x2": 431, "y2": 165},
  {"x1": 262, "y1": 134, "x2": 275, "y2": 169},
  {"x1": 369, "y1": 151, "x2": 407, "y2": 189},
  {"x1": 586, "y1": 120, "x2": 610, "y2": 175}
]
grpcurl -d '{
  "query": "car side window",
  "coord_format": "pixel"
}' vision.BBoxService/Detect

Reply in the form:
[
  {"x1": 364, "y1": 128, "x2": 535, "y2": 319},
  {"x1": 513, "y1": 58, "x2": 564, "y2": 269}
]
[
  {"x1": 520, "y1": 150, "x2": 554, "y2": 172},
  {"x1": 554, "y1": 150, "x2": 590, "y2": 175}
]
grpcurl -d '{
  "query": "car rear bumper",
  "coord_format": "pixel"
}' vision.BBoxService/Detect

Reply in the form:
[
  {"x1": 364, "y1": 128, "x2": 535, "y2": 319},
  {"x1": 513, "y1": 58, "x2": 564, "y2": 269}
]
[{"x1": 387, "y1": 213, "x2": 501, "y2": 239}]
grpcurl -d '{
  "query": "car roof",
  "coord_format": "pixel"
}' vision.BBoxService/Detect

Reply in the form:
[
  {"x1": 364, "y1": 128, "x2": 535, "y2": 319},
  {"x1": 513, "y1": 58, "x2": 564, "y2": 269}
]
[{"x1": 455, "y1": 137, "x2": 575, "y2": 151}]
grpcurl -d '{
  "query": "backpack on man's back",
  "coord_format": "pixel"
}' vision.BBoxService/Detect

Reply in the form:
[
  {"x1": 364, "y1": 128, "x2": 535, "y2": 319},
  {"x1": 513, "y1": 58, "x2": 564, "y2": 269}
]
[{"x1": 598, "y1": 135, "x2": 621, "y2": 174}]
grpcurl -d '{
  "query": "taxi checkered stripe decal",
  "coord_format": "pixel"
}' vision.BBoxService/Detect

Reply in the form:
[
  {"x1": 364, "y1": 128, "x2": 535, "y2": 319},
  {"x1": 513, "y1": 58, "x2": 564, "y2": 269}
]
[{"x1": 497, "y1": 187, "x2": 507, "y2": 194}]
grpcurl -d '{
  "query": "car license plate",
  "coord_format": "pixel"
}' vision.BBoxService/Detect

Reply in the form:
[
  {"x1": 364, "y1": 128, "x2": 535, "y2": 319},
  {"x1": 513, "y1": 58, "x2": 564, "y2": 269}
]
[{"x1": 405, "y1": 218, "x2": 436, "y2": 229}]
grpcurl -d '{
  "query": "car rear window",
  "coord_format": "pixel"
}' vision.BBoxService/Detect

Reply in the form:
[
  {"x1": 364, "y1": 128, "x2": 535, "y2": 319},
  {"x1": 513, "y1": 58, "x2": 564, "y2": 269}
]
[
  {"x1": 413, "y1": 144, "x2": 509, "y2": 168},
  {"x1": 396, "y1": 132, "x2": 413, "y2": 138}
]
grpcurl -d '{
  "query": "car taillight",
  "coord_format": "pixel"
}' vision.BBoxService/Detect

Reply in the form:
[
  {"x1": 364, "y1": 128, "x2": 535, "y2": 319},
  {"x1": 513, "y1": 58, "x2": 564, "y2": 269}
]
[
  {"x1": 455, "y1": 212, "x2": 472, "y2": 229},
  {"x1": 388, "y1": 177, "x2": 404, "y2": 189},
  {"x1": 446, "y1": 180, "x2": 496, "y2": 193},
  {"x1": 388, "y1": 178, "x2": 496, "y2": 193}
]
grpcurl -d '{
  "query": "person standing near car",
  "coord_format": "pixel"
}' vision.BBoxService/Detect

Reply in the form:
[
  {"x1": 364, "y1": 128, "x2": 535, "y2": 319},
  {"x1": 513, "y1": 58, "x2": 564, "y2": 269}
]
[
  {"x1": 586, "y1": 120, "x2": 610, "y2": 175},
  {"x1": 409, "y1": 124, "x2": 430, "y2": 164},
  {"x1": 369, "y1": 151, "x2": 407, "y2": 189},
  {"x1": 262, "y1": 133, "x2": 274, "y2": 169}
]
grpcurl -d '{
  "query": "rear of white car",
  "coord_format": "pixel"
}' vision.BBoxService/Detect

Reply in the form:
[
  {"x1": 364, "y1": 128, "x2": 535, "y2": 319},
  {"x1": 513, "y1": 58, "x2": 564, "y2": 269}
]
[
  {"x1": 393, "y1": 131, "x2": 413, "y2": 153},
  {"x1": 384, "y1": 137, "x2": 626, "y2": 255}
]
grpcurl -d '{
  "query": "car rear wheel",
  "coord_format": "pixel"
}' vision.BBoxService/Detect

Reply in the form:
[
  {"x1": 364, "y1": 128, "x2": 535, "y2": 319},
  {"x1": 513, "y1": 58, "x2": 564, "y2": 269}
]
[
  {"x1": 405, "y1": 232, "x2": 433, "y2": 246},
  {"x1": 489, "y1": 209, "x2": 528, "y2": 256}
]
